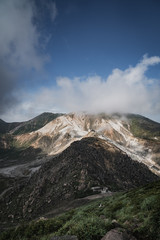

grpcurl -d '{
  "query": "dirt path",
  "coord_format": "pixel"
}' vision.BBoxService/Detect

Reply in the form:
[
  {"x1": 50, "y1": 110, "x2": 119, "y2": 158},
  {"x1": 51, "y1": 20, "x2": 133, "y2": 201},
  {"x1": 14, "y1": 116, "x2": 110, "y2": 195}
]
[{"x1": 42, "y1": 192, "x2": 115, "y2": 219}]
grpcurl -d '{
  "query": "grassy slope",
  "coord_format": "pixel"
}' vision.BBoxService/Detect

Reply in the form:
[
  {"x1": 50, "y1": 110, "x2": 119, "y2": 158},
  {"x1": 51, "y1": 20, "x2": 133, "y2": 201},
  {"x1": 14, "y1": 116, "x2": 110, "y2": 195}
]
[
  {"x1": 1, "y1": 180, "x2": 160, "y2": 240},
  {"x1": 126, "y1": 114, "x2": 160, "y2": 140}
]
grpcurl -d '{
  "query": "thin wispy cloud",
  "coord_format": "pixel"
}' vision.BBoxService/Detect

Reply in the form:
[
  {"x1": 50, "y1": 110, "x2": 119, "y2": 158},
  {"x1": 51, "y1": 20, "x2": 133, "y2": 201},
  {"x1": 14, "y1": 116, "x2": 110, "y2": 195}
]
[
  {"x1": 50, "y1": 2, "x2": 58, "y2": 22},
  {"x1": 3, "y1": 55, "x2": 160, "y2": 122}
]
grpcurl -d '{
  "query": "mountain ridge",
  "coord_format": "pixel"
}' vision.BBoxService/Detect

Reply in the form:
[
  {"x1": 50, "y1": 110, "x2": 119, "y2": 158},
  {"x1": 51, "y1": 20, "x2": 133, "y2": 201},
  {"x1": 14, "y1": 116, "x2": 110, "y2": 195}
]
[{"x1": 0, "y1": 112, "x2": 160, "y2": 178}]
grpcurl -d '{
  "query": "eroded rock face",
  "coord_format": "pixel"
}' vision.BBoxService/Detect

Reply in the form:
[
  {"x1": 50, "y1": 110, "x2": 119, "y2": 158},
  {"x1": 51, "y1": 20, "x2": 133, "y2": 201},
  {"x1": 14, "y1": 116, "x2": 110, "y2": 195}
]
[{"x1": 101, "y1": 228, "x2": 137, "y2": 240}]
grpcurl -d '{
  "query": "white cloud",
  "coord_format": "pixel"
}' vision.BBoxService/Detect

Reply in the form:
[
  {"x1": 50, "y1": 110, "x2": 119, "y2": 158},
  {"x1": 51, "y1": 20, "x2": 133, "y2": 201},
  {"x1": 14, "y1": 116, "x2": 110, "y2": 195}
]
[{"x1": 2, "y1": 55, "x2": 160, "y2": 122}]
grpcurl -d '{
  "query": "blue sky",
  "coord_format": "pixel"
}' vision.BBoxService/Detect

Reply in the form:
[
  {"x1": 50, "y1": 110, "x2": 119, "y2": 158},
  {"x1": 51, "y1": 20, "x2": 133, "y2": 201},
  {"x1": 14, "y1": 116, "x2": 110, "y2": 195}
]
[
  {"x1": 47, "y1": 0, "x2": 160, "y2": 78},
  {"x1": 0, "y1": 0, "x2": 160, "y2": 122}
]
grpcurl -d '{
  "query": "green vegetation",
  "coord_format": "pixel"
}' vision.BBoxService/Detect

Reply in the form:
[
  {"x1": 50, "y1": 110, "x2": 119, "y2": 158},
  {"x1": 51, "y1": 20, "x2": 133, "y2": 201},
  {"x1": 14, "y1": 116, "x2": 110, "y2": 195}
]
[
  {"x1": 1, "y1": 180, "x2": 160, "y2": 240},
  {"x1": 127, "y1": 114, "x2": 160, "y2": 140}
]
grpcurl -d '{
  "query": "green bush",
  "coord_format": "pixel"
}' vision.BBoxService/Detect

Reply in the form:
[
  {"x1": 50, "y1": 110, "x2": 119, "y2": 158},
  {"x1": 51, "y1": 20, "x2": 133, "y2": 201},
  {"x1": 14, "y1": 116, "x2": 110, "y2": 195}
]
[
  {"x1": 57, "y1": 216, "x2": 112, "y2": 240},
  {"x1": 141, "y1": 195, "x2": 157, "y2": 211}
]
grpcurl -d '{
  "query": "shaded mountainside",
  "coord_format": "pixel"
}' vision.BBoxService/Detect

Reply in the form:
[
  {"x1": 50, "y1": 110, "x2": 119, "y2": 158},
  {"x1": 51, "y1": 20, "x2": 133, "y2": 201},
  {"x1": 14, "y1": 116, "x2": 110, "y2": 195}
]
[
  {"x1": 0, "y1": 119, "x2": 20, "y2": 135},
  {"x1": 0, "y1": 137, "x2": 158, "y2": 226}
]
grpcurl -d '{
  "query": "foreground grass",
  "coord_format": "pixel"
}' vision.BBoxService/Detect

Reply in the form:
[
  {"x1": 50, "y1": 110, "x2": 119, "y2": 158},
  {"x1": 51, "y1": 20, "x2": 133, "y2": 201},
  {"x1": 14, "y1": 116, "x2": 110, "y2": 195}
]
[{"x1": 1, "y1": 180, "x2": 160, "y2": 240}]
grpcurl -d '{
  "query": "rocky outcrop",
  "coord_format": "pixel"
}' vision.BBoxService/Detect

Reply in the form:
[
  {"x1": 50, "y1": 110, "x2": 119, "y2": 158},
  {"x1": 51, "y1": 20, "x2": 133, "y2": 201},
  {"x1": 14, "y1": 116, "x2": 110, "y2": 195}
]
[{"x1": 101, "y1": 228, "x2": 137, "y2": 240}]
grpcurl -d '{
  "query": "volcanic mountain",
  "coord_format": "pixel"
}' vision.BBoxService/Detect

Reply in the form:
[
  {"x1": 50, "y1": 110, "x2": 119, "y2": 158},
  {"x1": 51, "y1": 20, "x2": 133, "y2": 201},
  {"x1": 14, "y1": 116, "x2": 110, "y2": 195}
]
[
  {"x1": 0, "y1": 112, "x2": 160, "y2": 178},
  {"x1": 0, "y1": 112, "x2": 160, "y2": 226}
]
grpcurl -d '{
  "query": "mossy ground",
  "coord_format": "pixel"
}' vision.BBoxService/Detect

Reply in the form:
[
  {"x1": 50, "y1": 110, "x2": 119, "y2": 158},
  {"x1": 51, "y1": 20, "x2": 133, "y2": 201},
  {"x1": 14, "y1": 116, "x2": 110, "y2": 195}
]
[{"x1": 1, "y1": 180, "x2": 160, "y2": 240}]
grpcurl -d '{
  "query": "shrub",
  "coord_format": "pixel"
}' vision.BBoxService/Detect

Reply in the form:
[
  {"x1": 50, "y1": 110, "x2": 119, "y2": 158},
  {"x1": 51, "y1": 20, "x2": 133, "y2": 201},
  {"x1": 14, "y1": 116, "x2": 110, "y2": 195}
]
[{"x1": 57, "y1": 216, "x2": 112, "y2": 240}]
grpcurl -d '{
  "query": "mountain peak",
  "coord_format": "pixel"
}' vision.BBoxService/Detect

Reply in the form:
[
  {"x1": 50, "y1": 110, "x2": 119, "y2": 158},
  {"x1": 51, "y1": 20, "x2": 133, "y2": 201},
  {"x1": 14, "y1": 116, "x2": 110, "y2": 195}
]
[{"x1": 0, "y1": 119, "x2": 6, "y2": 123}]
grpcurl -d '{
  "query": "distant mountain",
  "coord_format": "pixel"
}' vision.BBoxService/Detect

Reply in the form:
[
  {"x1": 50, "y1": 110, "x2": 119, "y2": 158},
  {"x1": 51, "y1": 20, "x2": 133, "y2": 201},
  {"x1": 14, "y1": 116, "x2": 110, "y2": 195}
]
[
  {"x1": 0, "y1": 137, "x2": 158, "y2": 225},
  {"x1": 0, "y1": 112, "x2": 63, "y2": 135},
  {"x1": 10, "y1": 112, "x2": 63, "y2": 135},
  {"x1": 0, "y1": 119, "x2": 20, "y2": 134}
]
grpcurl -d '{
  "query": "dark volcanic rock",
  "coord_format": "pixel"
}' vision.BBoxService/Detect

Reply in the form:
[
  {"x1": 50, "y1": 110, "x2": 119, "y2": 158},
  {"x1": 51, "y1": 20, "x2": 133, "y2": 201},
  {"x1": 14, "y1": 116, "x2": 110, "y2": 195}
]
[
  {"x1": 0, "y1": 137, "x2": 159, "y2": 224},
  {"x1": 101, "y1": 228, "x2": 137, "y2": 240}
]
